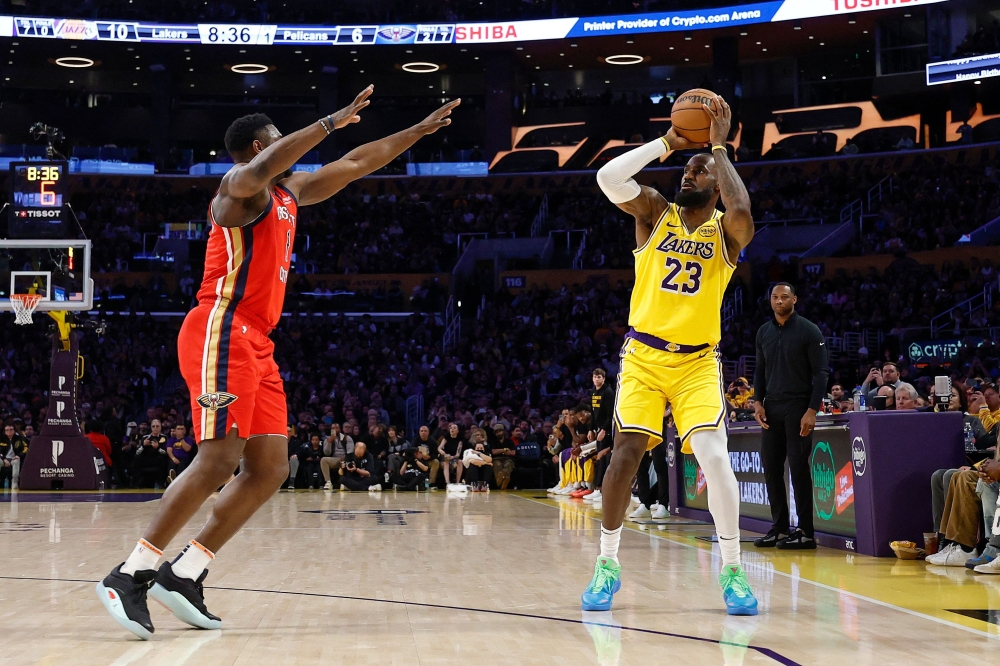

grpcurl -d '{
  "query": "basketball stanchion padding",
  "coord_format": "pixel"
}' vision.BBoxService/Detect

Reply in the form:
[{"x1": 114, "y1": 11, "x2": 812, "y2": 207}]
[{"x1": 11, "y1": 293, "x2": 43, "y2": 325}]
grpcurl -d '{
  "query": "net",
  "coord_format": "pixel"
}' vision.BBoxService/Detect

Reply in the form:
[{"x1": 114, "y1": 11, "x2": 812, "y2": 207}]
[{"x1": 11, "y1": 294, "x2": 43, "y2": 325}]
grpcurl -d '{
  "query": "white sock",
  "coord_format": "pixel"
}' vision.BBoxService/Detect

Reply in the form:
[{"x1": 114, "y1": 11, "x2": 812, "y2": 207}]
[
  {"x1": 121, "y1": 538, "x2": 162, "y2": 576},
  {"x1": 172, "y1": 540, "x2": 215, "y2": 581},
  {"x1": 688, "y1": 428, "x2": 742, "y2": 567},
  {"x1": 718, "y1": 534, "x2": 742, "y2": 567},
  {"x1": 600, "y1": 525, "x2": 623, "y2": 563}
]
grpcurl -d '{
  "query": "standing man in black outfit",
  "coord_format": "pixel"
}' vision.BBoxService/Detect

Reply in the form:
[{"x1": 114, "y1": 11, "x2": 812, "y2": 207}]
[
  {"x1": 753, "y1": 283, "x2": 829, "y2": 550},
  {"x1": 587, "y1": 368, "x2": 616, "y2": 503}
]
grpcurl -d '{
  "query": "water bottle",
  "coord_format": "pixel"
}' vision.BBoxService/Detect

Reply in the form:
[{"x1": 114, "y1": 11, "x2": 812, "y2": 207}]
[
  {"x1": 853, "y1": 386, "x2": 866, "y2": 412},
  {"x1": 964, "y1": 421, "x2": 976, "y2": 452},
  {"x1": 424, "y1": 477, "x2": 430, "y2": 491}
]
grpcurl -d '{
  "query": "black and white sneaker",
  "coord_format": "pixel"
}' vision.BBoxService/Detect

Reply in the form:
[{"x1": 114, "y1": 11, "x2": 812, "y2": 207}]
[
  {"x1": 753, "y1": 528, "x2": 788, "y2": 548},
  {"x1": 148, "y1": 561, "x2": 222, "y2": 629},
  {"x1": 95, "y1": 565, "x2": 157, "y2": 640},
  {"x1": 776, "y1": 529, "x2": 817, "y2": 550}
]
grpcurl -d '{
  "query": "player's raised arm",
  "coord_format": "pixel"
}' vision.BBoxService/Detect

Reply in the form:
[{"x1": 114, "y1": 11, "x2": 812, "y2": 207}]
[
  {"x1": 222, "y1": 86, "x2": 374, "y2": 201},
  {"x1": 703, "y1": 95, "x2": 754, "y2": 264},
  {"x1": 285, "y1": 99, "x2": 461, "y2": 206},
  {"x1": 596, "y1": 129, "x2": 706, "y2": 248}
]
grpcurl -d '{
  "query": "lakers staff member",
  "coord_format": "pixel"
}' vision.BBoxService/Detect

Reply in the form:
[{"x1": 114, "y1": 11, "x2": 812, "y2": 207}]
[{"x1": 581, "y1": 95, "x2": 758, "y2": 615}]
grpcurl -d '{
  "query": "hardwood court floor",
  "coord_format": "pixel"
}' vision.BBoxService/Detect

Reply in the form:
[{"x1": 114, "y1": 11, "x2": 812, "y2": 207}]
[{"x1": 0, "y1": 488, "x2": 997, "y2": 665}]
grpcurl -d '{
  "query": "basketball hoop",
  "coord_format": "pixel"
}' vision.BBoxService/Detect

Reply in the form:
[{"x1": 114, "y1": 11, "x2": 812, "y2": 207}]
[{"x1": 11, "y1": 294, "x2": 43, "y2": 325}]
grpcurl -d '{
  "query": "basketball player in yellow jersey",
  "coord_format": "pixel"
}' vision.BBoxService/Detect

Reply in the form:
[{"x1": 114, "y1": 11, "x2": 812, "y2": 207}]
[{"x1": 581, "y1": 95, "x2": 759, "y2": 616}]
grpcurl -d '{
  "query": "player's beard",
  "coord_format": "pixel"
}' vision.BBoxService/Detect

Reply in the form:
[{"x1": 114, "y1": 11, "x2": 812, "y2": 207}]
[{"x1": 674, "y1": 188, "x2": 713, "y2": 208}]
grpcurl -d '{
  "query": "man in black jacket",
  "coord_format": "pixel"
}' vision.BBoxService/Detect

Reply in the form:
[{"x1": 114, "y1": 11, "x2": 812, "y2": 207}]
[
  {"x1": 364, "y1": 423, "x2": 390, "y2": 481},
  {"x1": 753, "y1": 283, "x2": 829, "y2": 550}
]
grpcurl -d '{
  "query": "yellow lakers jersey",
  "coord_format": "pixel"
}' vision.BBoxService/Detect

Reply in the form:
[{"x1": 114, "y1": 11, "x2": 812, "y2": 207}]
[{"x1": 629, "y1": 203, "x2": 736, "y2": 346}]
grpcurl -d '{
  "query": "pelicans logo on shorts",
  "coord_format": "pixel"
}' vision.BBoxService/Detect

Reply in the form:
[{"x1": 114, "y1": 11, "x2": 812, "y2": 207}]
[{"x1": 196, "y1": 392, "x2": 239, "y2": 413}]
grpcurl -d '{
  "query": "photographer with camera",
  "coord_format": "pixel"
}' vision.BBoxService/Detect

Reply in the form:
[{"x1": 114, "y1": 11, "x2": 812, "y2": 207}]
[{"x1": 339, "y1": 441, "x2": 381, "y2": 492}]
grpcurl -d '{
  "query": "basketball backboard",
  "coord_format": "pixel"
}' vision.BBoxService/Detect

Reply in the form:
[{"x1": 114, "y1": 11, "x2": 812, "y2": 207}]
[{"x1": 0, "y1": 239, "x2": 94, "y2": 312}]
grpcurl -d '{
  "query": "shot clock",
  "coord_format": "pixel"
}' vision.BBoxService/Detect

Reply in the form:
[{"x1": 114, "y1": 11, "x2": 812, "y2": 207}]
[{"x1": 8, "y1": 161, "x2": 68, "y2": 238}]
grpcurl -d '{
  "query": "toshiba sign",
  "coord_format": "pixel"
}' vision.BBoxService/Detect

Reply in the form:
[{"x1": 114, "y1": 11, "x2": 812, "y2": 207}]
[
  {"x1": 771, "y1": 0, "x2": 946, "y2": 22},
  {"x1": 454, "y1": 18, "x2": 576, "y2": 43}
]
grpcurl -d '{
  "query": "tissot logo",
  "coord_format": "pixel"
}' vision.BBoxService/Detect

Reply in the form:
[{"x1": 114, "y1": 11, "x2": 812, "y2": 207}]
[
  {"x1": 51, "y1": 440, "x2": 64, "y2": 466},
  {"x1": 196, "y1": 392, "x2": 238, "y2": 412}
]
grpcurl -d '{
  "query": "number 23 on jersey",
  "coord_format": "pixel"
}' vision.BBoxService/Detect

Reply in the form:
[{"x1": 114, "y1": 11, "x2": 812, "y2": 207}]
[{"x1": 660, "y1": 258, "x2": 702, "y2": 294}]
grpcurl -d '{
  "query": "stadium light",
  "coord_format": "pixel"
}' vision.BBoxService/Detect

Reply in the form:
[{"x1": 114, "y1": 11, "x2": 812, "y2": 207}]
[
  {"x1": 54, "y1": 57, "x2": 95, "y2": 68},
  {"x1": 229, "y1": 63, "x2": 270, "y2": 74},
  {"x1": 604, "y1": 55, "x2": 645, "y2": 65},
  {"x1": 402, "y1": 62, "x2": 440, "y2": 73}
]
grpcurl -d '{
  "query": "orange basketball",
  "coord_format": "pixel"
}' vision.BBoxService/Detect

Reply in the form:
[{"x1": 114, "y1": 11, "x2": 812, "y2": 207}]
[{"x1": 671, "y1": 88, "x2": 717, "y2": 144}]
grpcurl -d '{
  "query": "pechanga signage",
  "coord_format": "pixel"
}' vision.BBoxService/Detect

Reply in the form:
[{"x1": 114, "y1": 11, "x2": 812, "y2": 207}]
[
  {"x1": 682, "y1": 427, "x2": 856, "y2": 537},
  {"x1": 0, "y1": 0, "x2": 948, "y2": 46}
]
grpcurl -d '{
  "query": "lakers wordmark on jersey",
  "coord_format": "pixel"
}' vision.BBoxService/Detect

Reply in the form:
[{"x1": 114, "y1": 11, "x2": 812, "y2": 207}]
[{"x1": 629, "y1": 203, "x2": 736, "y2": 346}]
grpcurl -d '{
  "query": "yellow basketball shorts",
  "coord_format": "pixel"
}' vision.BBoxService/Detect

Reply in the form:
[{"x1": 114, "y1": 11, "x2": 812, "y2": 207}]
[{"x1": 613, "y1": 337, "x2": 728, "y2": 454}]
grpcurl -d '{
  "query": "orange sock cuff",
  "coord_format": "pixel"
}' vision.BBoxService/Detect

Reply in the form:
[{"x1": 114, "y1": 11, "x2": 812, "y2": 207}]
[
  {"x1": 138, "y1": 538, "x2": 163, "y2": 556},
  {"x1": 189, "y1": 539, "x2": 215, "y2": 560}
]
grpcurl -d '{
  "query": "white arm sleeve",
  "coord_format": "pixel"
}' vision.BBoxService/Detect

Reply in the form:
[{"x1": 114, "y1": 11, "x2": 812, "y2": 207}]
[{"x1": 596, "y1": 138, "x2": 668, "y2": 204}]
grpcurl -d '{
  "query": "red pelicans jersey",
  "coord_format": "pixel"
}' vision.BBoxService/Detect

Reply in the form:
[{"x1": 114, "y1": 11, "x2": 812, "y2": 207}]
[
  {"x1": 179, "y1": 184, "x2": 297, "y2": 442},
  {"x1": 196, "y1": 184, "x2": 298, "y2": 332}
]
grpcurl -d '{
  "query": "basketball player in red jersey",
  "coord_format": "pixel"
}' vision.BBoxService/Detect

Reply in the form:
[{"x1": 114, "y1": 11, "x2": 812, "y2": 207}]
[{"x1": 96, "y1": 86, "x2": 460, "y2": 640}]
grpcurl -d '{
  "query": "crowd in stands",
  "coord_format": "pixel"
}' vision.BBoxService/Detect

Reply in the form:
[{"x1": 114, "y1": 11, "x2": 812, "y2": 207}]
[
  {"x1": 4, "y1": 252, "x2": 1000, "y2": 493},
  {"x1": 851, "y1": 162, "x2": 1000, "y2": 254},
  {"x1": 293, "y1": 189, "x2": 540, "y2": 274},
  {"x1": 60, "y1": 181, "x2": 543, "y2": 276},
  {"x1": 14, "y1": 142, "x2": 991, "y2": 289},
  {"x1": 954, "y1": 20, "x2": 1000, "y2": 57}
]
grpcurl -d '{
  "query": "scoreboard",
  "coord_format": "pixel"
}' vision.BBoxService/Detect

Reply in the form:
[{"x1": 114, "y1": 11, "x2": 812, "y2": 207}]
[
  {"x1": 10, "y1": 17, "x2": 457, "y2": 46},
  {"x1": 1, "y1": 1, "x2": 949, "y2": 46},
  {"x1": 8, "y1": 161, "x2": 67, "y2": 239}
]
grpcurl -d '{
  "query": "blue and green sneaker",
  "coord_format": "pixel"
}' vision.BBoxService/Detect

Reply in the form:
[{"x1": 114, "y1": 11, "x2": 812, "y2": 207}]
[
  {"x1": 719, "y1": 564, "x2": 758, "y2": 616},
  {"x1": 581, "y1": 557, "x2": 622, "y2": 611}
]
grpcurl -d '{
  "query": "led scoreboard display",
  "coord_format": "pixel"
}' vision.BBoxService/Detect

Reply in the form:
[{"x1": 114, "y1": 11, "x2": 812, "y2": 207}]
[
  {"x1": 9, "y1": 161, "x2": 67, "y2": 237},
  {"x1": 2, "y1": 1, "x2": 950, "y2": 46}
]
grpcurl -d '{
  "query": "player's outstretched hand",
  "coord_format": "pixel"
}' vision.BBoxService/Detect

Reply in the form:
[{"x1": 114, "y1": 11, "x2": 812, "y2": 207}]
[
  {"x1": 664, "y1": 126, "x2": 708, "y2": 151},
  {"x1": 702, "y1": 94, "x2": 732, "y2": 147},
  {"x1": 331, "y1": 85, "x2": 374, "y2": 129},
  {"x1": 418, "y1": 99, "x2": 462, "y2": 135}
]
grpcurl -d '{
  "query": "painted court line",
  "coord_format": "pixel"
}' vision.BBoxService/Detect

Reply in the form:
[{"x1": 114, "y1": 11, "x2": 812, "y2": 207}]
[
  {"x1": 520, "y1": 496, "x2": 998, "y2": 641},
  {"x1": 0, "y1": 575, "x2": 799, "y2": 665}
]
